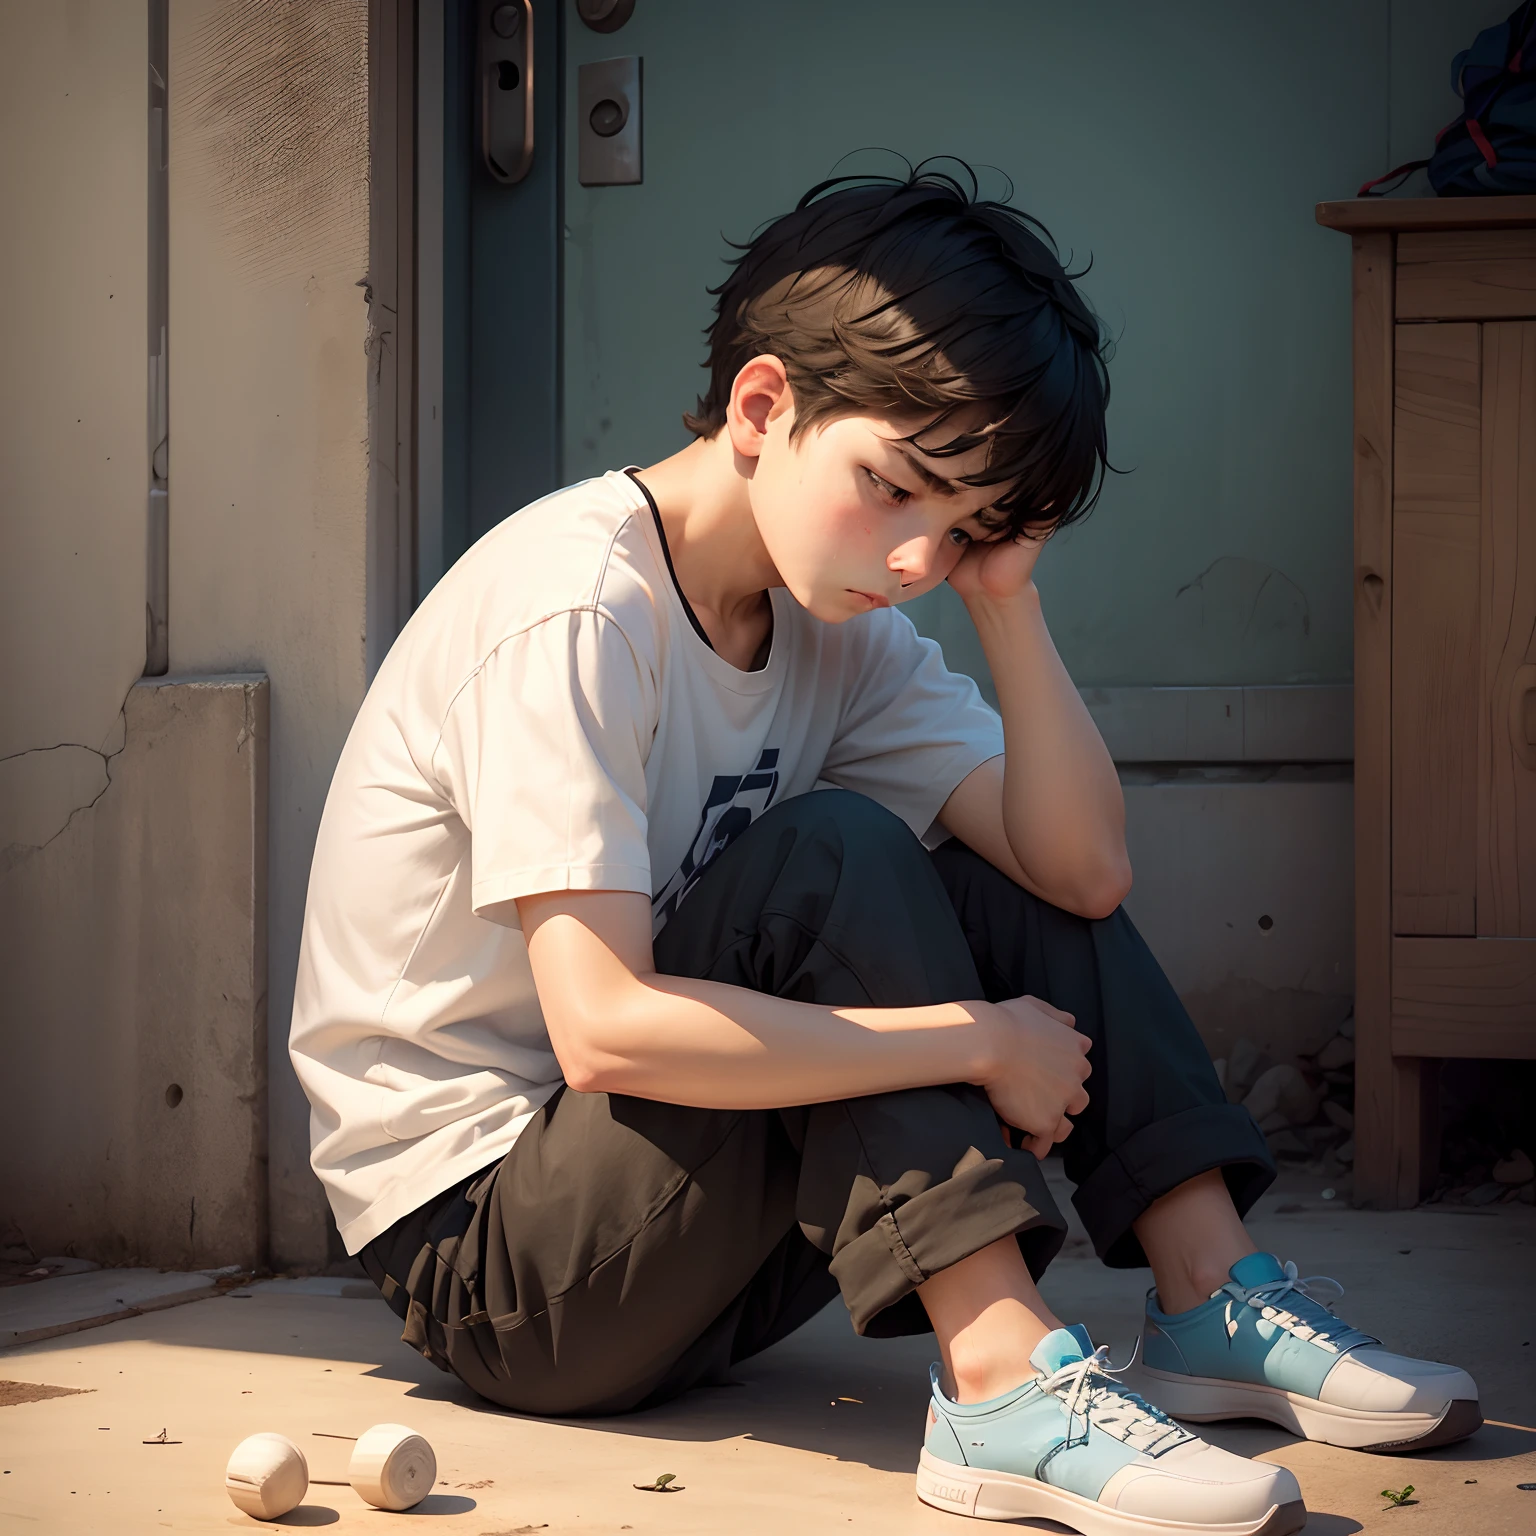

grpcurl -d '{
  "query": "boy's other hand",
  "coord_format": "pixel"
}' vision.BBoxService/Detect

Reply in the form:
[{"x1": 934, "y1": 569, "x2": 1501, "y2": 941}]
[
  {"x1": 981, "y1": 995, "x2": 1090, "y2": 1158},
  {"x1": 947, "y1": 523, "x2": 1055, "y2": 608}
]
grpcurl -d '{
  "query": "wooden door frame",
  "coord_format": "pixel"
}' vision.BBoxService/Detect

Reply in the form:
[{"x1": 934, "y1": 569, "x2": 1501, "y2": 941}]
[{"x1": 367, "y1": 0, "x2": 567, "y2": 655}]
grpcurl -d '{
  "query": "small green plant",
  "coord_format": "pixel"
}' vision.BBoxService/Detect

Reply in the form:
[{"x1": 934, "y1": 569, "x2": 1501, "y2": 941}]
[
  {"x1": 1380, "y1": 1484, "x2": 1417, "y2": 1509},
  {"x1": 634, "y1": 1472, "x2": 684, "y2": 1493}
]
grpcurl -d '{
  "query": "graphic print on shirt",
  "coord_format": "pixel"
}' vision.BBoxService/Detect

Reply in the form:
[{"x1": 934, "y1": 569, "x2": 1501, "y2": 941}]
[{"x1": 652, "y1": 749, "x2": 781, "y2": 932}]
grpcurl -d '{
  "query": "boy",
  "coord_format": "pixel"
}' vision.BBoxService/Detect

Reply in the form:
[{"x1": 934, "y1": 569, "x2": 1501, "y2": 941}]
[{"x1": 291, "y1": 166, "x2": 1479, "y2": 1534}]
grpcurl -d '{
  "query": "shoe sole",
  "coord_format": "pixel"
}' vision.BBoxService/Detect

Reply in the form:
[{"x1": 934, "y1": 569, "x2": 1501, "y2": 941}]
[
  {"x1": 916, "y1": 1450, "x2": 1306, "y2": 1534},
  {"x1": 1126, "y1": 1361, "x2": 1482, "y2": 1454}
]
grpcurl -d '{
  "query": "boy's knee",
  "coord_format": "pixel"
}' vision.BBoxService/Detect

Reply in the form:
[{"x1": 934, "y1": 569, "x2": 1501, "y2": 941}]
[
  {"x1": 932, "y1": 837, "x2": 1035, "y2": 915},
  {"x1": 764, "y1": 789, "x2": 923, "y2": 867}
]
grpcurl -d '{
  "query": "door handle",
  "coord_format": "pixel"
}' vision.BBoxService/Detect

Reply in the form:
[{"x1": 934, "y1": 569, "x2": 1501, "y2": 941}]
[
  {"x1": 479, "y1": 1, "x2": 533, "y2": 185},
  {"x1": 1512, "y1": 663, "x2": 1536, "y2": 771}
]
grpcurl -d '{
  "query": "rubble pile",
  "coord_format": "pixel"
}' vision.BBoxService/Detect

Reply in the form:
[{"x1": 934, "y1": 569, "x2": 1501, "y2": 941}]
[
  {"x1": 1215, "y1": 1021, "x2": 1357, "y2": 1183},
  {"x1": 1428, "y1": 1110, "x2": 1536, "y2": 1207},
  {"x1": 1214, "y1": 1023, "x2": 1535, "y2": 1207}
]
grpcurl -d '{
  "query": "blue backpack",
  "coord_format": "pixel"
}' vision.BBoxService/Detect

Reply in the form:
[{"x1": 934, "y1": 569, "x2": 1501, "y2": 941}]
[{"x1": 1361, "y1": 0, "x2": 1536, "y2": 196}]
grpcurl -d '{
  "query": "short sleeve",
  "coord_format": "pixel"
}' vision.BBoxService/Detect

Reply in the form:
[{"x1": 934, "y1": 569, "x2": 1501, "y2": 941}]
[
  {"x1": 431, "y1": 609, "x2": 657, "y2": 915},
  {"x1": 820, "y1": 609, "x2": 1004, "y2": 839}
]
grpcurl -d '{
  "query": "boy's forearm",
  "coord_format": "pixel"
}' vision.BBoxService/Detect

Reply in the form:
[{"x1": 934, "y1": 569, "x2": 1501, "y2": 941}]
[
  {"x1": 966, "y1": 585, "x2": 1131, "y2": 910},
  {"x1": 566, "y1": 968, "x2": 999, "y2": 1108}
]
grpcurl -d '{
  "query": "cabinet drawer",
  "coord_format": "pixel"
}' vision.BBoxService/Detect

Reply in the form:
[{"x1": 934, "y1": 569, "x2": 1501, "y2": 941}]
[
  {"x1": 1397, "y1": 230, "x2": 1536, "y2": 320},
  {"x1": 1392, "y1": 936, "x2": 1536, "y2": 1057}
]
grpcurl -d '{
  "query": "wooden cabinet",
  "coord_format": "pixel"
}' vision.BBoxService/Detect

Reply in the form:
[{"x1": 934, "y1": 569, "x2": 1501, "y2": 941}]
[{"x1": 1317, "y1": 198, "x2": 1536, "y2": 1207}]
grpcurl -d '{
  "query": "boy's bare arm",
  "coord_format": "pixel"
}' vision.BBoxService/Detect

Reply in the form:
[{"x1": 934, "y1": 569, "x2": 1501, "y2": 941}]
[
  {"x1": 514, "y1": 888, "x2": 1090, "y2": 1151},
  {"x1": 940, "y1": 541, "x2": 1132, "y2": 921}
]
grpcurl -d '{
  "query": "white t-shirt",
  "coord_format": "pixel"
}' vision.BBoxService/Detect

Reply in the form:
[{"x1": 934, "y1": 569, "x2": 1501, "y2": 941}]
[{"x1": 291, "y1": 471, "x2": 1005, "y2": 1253}]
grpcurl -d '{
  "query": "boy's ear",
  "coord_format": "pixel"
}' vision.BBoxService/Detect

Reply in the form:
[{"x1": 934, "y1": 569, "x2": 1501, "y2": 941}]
[{"x1": 726, "y1": 355, "x2": 792, "y2": 460}]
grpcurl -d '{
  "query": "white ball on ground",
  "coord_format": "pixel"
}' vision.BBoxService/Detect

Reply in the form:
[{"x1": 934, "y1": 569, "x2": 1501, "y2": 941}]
[
  {"x1": 225, "y1": 1432, "x2": 308, "y2": 1520},
  {"x1": 348, "y1": 1423, "x2": 436, "y2": 1511}
]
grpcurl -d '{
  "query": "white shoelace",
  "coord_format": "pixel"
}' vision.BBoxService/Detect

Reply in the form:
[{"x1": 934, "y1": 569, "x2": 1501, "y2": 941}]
[
  {"x1": 1222, "y1": 1260, "x2": 1370, "y2": 1353},
  {"x1": 1039, "y1": 1346, "x2": 1191, "y2": 1455}
]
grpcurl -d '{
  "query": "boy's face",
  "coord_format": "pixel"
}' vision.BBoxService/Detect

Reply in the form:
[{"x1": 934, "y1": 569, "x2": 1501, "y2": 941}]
[{"x1": 747, "y1": 400, "x2": 1015, "y2": 623}]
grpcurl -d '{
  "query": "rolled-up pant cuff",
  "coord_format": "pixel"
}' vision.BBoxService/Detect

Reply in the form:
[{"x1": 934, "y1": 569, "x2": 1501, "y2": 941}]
[
  {"x1": 828, "y1": 1147, "x2": 1068, "y2": 1338},
  {"x1": 1072, "y1": 1102, "x2": 1275, "y2": 1269}
]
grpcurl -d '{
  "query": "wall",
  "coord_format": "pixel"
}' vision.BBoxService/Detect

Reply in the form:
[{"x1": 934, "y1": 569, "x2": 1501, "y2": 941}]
[
  {"x1": 562, "y1": 0, "x2": 1506, "y2": 691},
  {"x1": 1121, "y1": 771, "x2": 1355, "y2": 1063},
  {"x1": 0, "y1": 1, "x2": 372, "y2": 1271},
  {"x1": 0, "y1": 8, "x2": 276, "y2": 1268},
  {"x1": 168, "y1": 0, "x2": 372, "y2": 1266},
  {"x1": 0, "y1": 4, "x2": 151, "y2": 1251},
  {"x1": 1, "y1": 676, "x2": 270, "y2": 1270},
  {"x1": 0, "y1": 3, "x2": 148, "y2": 828}
]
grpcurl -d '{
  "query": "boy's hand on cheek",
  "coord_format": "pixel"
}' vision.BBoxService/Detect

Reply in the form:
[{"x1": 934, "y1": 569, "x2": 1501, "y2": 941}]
[{"x1": 947, "y1": 528, "x2": 1051, "y2": 608}]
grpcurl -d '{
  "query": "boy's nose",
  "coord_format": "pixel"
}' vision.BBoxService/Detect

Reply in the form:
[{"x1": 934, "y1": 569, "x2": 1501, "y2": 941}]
[{"x1": 887, "y1": 535, "x2": 937, "y2": 580}]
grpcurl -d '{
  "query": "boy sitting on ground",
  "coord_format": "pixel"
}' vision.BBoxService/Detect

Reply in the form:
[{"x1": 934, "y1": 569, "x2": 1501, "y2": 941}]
[{"x1": 291, "y1": 164, "x2": 1479, "y2": 1536}]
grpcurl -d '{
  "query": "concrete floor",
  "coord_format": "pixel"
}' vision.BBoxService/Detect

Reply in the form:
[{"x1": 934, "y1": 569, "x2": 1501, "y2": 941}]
[{"x1": 2, "y1": 1169, "x2": 1532, "y2": 1535}]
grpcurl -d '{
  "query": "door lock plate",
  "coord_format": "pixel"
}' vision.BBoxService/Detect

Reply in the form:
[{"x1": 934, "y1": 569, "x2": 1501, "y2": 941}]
[{"x1": 578, "y1": 56, "x2": 642, "y2": 185}]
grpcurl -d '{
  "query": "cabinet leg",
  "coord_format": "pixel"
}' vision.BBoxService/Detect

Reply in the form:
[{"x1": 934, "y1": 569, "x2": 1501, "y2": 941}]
[
  {"x1": 1390, "y1": 1057, "x2": 1440, "y2": 1206},
  {"x1": 1356, "y1": 1055, "x2": 1439, "y2": 1207}
]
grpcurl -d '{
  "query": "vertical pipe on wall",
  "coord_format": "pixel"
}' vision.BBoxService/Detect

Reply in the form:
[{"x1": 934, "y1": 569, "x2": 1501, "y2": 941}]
[
  {"x1": 365, "y1": 0, "x2": 418, "y2": 678},
  {"x1": 441, "y1": 0, "x2": 472, "y2": 565},
  {"x1": 417, "y1": 0, "x2": 446, "y2": 601},
  {"x1": 145, "y1": 0, "x2": 170, "y2": 676}
]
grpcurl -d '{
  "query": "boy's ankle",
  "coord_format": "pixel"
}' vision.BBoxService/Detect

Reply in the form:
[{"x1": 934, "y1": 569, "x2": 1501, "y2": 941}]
[
  {"x1": 944, "y1": 1344, "x2": 1044, "y2": 1405},
  {"x1": 1153, "y1": 1263, "x2": 1236, "y2": 1316},
  {"x1": 947, "y1": 1363, "x2": 1040, "y2": 1405}
]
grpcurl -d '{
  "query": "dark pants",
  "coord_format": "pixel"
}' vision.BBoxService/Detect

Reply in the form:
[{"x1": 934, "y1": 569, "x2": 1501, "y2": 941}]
[{"x1": 359, "y1": 791, "x2": 1272, "y2": 1417}]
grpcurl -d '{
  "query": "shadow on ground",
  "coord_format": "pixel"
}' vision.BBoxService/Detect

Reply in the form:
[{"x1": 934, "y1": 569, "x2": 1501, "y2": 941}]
[
  {"x1": 358, "y1": 1285, "x2": 1533, "y2": 1495},
  {"x1": 4, "y1": 1170, "x2": 1533, "y2": 1533}
]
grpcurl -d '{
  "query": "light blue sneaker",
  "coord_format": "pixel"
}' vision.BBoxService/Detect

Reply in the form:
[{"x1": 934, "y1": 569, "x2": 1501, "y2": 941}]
[
  {"x1": 1126, "y1": 1252, "x2": 1481, "y2": 1453},
  {"x1": 917, "y1": 1324, "x2": 1305, "y2": 1534}
]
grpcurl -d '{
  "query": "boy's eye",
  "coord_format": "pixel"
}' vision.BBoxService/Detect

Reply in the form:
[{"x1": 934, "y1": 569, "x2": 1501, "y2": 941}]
[
  {"x1": 863, "y1": 468, "x2": 911, "y2": 505},
  {"x1": 947, "y1": 527, "x2": 973, "y2": 547}
]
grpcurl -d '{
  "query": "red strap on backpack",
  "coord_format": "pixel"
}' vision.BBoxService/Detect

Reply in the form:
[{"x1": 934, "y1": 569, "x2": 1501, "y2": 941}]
[
  {"x1": 1465, "y1": 117, "x2": 1500, "y2": 166},
  {"x1": 1357, "y1": 160, "x2": 1430, "y2": 196}
]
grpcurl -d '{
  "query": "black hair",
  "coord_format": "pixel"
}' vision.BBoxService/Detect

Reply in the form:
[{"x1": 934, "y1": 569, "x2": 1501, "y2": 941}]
[{"x1": 683, "y1": 158, "x2": 1113, "y2": 538}]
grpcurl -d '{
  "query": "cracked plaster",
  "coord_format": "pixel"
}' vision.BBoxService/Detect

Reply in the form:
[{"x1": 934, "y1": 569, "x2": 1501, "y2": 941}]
[
  {"x1": 1171, "y1": 556, "x2": 1316, "y2": 682},
  {"x1": 0, "y1": 701, "x2": 130, "y2": 867}
]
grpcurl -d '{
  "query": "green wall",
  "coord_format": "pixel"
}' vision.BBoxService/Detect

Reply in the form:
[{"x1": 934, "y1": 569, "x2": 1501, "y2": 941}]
[{"x1": 562, "y1": 1, "x2": 1502, "y2": 690}]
